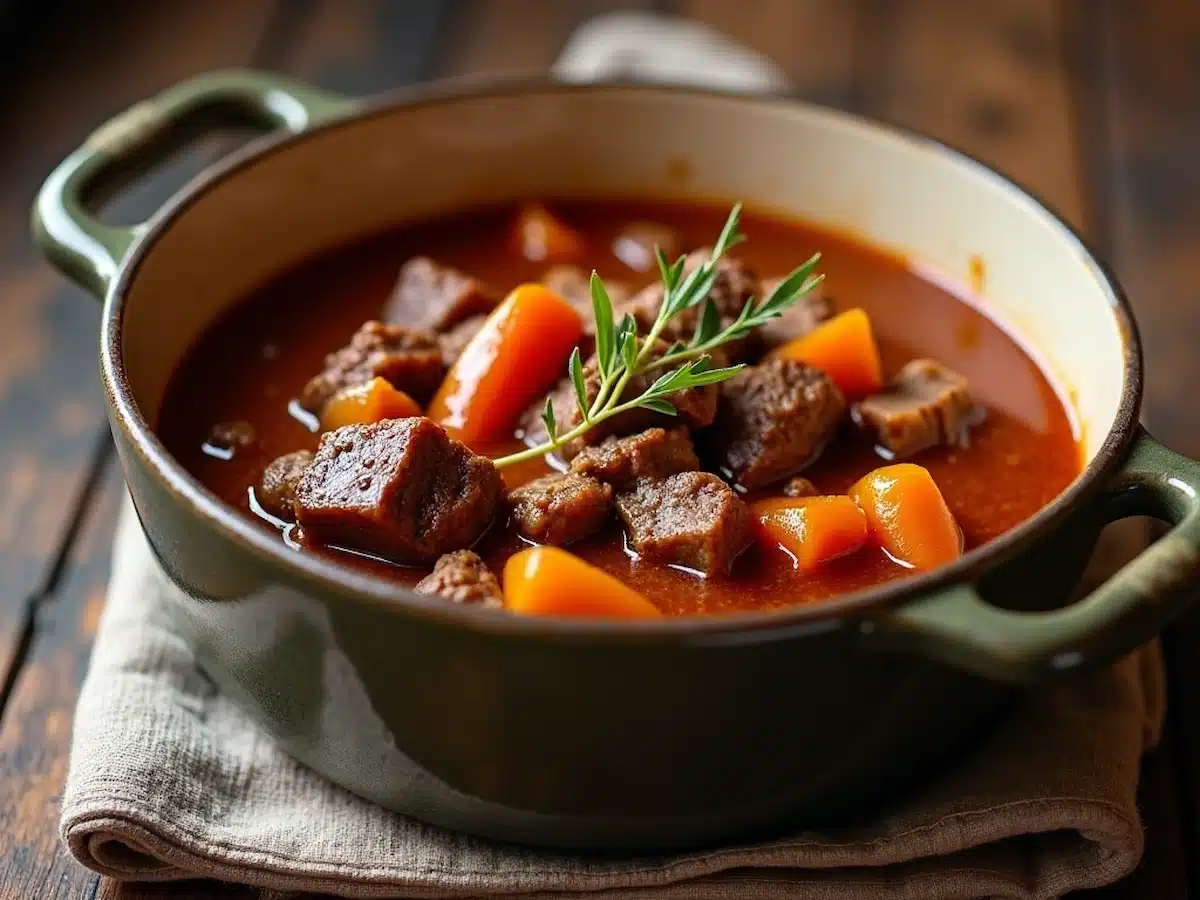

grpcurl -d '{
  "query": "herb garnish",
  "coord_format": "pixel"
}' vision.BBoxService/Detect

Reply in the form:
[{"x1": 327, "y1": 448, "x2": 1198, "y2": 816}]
[{"x1": 493, "y1": 204, "x2": 823, "y2": 469}]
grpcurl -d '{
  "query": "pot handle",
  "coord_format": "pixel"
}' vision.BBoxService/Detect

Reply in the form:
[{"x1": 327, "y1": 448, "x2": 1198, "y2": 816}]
[
  {"x1": 868, "y1": 428, "x2": 1200, "y2": 684},
  {"x1": 32, "y1": 69, "x2": 356, "y2": 299}
]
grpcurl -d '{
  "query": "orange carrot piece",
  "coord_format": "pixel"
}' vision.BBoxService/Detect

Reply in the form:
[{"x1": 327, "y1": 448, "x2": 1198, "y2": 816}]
[
  {"x1": 849, "y1": 463, "x2": 962, "y2": 570},
  {"x1": 513, "y1": 203, "x2": 586, "y2": 263},
  {"x1": 772, "y1": 308, "x2": 883, "y2": 399},
  {"x1": 751, "y1": 496, "x2": 868, "y2": 573},
  {"x1": 503, "y1": 547, "x2": 662, "y2": 619},
  {"x1": 319, "y1": 377, "x2": 422, "y2": 431},
  {"x1": 428, "y1": 284, "x2": 583, "y2": 445}
]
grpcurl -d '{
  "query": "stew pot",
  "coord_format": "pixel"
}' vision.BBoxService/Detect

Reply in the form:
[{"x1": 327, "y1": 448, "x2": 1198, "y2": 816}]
[{"x1": 33, "y1": 70, "x2": 1200, "y2": 850}]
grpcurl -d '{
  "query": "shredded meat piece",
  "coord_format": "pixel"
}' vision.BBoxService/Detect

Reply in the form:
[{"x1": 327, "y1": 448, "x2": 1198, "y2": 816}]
[
  {"x1": 518, "y1": 342, "x2": 721, "y2": 459},
  {"x1": 257, "y1": 450, "x2": 313, "y2": 520},
  {"x1": 616, "y1": 471, "x2": 751, "y2": 577},
  {"x1": 704, "y1": 359, "x2": 846, "y2": 489},
  {"x1": 437, "y1": 314, "x2": 488, "y2": 367},
  {"x1": 569, "y1": 428, "x2": 699, "y2": 491},
  {"x1": 855, "y1": 358, "x2": 980, "y2": 458},
  {"x1": 615, "y1": 251, "x2": 762, "y2": 362},
  {"x1": 414, "y1": 550, "x2": 502, "y2": 607},
  {"x1": 611, "y1": 221, "x2": 681, "y2": 271},
  {"x1": 781, "y1": 476, "x2": 819, "y2": 498},
  {"x1": 205, "y1": 421, "x2": 256, "y2": 454},
  {"x1": 299, "y1": 321, "x2": 444, "y2": 412},
  {"x1": 542, "y1": 265, "x2": 630, "y2": 316},
  {"x1": 383, "y1": 256, "x2": 499, "y2": 331},
  {"x1": 507, "y1": 473, "x2": 613, "y2": 546}
]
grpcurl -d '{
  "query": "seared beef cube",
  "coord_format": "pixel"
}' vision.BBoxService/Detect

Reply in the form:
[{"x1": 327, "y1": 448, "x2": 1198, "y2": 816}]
[
  {"x1": 414, "y1": 550, "x2": 502, "y2": 608},
  {"x1": 855, "y1": 358, "x2": 979, "y2": 458},
  {"x1": 294, "y1": 418, "x2": 502, "y2": 565},
  {"x1": 706, "y1": 359, "x2": 846, "y2": 489},
  {"x1": 383, "y1": 257, "x2": 499, "y2": 331},
  {"x1": 616, "y1": 472, "x2": 750, "y2": 577},
  {"x1": 612, "y1": 220, "x2": 681, "y2": 272},
  {"x1": 759, "y1": 279, "x2": 834, "y2": 350},
  {"x1": 617, "y1": 251, "x2": 762, "y2": 362},
  {"x1": 299, "y1": 321, "x2": 444, "y2": 412},
  {"x1": 258, "y1": 450, "x2": 313, "y2": 520},
  {"x1": 782, "y1": 476, "x2": 818, "y2": 498},
  {"x1": 542, "y1": 265, "x2": 629, "y2": 359},
  {"x1": 519, "y1": 342, "x2": 719, "y2": 459},
  {"x1": 508, "y1": 473, "x2": 613, "y2": 546},
  {"x1": 205, "y1": 420, "x2": 256, "y2": 456},
  {"x1": 569, "y1": 427, "x2": 699, "y2": 490},
  {"x1": 437, "y1": 314, "x2": 487, "y2": 367},
  {"x1": 519, "y1": 376, "x2": 577, "y2": 448},
  {"x1": 542, "y1": 265, "x2": 630, "y2": 317}
]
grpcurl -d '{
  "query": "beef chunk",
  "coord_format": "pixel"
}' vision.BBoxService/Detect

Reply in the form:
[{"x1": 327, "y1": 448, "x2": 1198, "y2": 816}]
[
  {"x1": 569, "y1": 427, "x2": 699, "y2": 490},
  {"x1": 542, "y1": 265, "x2": 630, "y2": 317},
  {"x1": 294, "y1": 418, "x2": 503, "y2": 565},
  {"x1": 383, "y1": 257, "x2": 499, "y2": 331},
  {"x1": 705, "y1": 359, "x2": 846, "y2": 489},
  {"x1": 616, "y1": 472, "x2": 750, "y2": 577},
  {"x1": 855, "y1": 358, "x2": 980, "y2": 458},
  {"x1": 257, "y1": 450, "x2": 313, "y2": 520},
  {"x1": 299, "y1": 321, "x2": 444, "y2": 412},
  {"x1": 542, "y1": 265, "x2": 630, "y2": 359},
  {"x1": 612, "y1": 221, "x2": 681, "y2": 271},
  {"x1": 414, "y1": 550, "x2": 502, "y2": 608},
  {"x1": 205, "y1": 420, "x2": 256, "y2": 456},
  {"x1": 519, "y1": 376, "x2": 576, "y2": 448},
  {"x1": 518, "y1": 342, "x2": 720, "y2": 459},
  {"x1": 616, "y1": 251, "x2": 762, "y2": 362},
  {"x1": 782, "y1": 476, "x2": 818, "y2": 498},
  {"x1": 437, "y1": 314, "x2": 487, "y2": 367},
  {"x1": 759, "y1": 279, "x2": 834, "y2": 350},
  {"x1": 507, "y1": 473, "x2": 613, "y2": 546}
]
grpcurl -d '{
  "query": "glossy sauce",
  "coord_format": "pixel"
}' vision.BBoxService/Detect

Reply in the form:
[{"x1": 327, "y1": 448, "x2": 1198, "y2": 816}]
[{"x1": 158, "y1": 200, "x2": 1082, "y2": 615}]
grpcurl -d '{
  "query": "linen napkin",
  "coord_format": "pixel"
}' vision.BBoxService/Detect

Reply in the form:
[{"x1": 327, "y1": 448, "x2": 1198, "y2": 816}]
[{"x1": 61, "y1": 499, "x2": 1164, "y2": 900}]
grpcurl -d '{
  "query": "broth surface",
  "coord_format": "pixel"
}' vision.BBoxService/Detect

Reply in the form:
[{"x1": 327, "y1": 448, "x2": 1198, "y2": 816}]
[{"x1": 158, "y1": 199, "x2": 1081, "y2": 615}]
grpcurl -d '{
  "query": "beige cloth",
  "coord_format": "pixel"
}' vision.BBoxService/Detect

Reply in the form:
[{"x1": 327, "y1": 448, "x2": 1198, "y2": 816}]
[{"x1": 59, "y1": 500, "x2": 1164, "y2": 900}]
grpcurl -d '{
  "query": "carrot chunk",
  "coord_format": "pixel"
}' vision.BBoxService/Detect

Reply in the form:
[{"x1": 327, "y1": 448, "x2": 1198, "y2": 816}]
[
  {"x1": 513, "y1": 203, "x2": 586, "y2": 264},
  {"x1": 849, "y1": 463, "x2": 962, "y2": 570},
  {"x1": 772, "y1": 308, "x2": 883, "y2": 399},
  {"x1": 751, "y1": 496, "x2": 868, "y2": 573},
  {"x1": 319, "y1": 377, "x2": 422, "y2": 431},
  {"x1": 503, "y1": 546, "x2": 662, "y2": 618},
  {"x1": 428, "y1": 284, "x2": 584, "y2": 445}
]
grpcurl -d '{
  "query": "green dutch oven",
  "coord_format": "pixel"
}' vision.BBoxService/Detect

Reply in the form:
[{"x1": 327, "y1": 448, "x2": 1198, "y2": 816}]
[{"x1": 31, "y1": 70, "x2": 1200, "y2": 850}]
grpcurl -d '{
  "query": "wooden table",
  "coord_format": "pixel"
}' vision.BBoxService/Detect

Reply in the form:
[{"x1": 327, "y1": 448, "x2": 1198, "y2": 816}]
[{"x1": 0, "y1": 1, "x2": 1196, "y2": 897}]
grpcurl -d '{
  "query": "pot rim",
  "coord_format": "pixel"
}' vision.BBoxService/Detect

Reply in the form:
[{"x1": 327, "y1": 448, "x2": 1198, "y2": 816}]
[{"x1": 101, "y1": 77, "x2": 1143, "y2": 644}]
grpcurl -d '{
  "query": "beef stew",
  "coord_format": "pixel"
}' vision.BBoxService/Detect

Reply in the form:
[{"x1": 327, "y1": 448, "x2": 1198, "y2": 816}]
[{"x1": 158, "y1": 199, "x2": 1081, "y2": 616}]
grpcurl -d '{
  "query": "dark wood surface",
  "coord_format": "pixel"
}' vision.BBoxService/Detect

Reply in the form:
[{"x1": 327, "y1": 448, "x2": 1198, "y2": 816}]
[{"x1": 0, "y1": 1, "x2": 1195, "y2": 897}]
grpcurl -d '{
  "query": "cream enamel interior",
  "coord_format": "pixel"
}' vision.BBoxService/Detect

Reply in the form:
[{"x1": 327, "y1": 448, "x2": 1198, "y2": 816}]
[{"x1": 120, "y1": 85, "x2": 1125, "y2": 464}]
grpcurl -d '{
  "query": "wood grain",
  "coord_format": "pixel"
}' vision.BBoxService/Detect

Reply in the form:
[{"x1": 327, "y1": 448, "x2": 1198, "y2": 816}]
[
  {"x1": 0, "y1": 0, "x2": 295, "y2": 896},
  {"x1": 434, "y1": 0, "x2": 655, "y2": 77},
  {"x1": 0, "y1": 0, "x2": 282, "y2": 725},
  {"x1": 0, "y1": 456, "x2": 121, "y2": 898},
  {"x1": 1068, "y1": 0, "x2": 1200, "y2": 881},
  {"x1": 858, "y1": 0, "x2": 1083, "y2": 226},
  {"x1": 287, "y1": 0, "x2": 451, "y2": 95},
  {"x1": 678, "y1": 0, "x2": 859, "y2": 107}
]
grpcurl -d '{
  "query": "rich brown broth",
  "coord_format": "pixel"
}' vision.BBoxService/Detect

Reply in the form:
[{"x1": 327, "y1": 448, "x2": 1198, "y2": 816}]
[{"x1": 158, "y1": 199, "x2": 1081, "y2": 615}]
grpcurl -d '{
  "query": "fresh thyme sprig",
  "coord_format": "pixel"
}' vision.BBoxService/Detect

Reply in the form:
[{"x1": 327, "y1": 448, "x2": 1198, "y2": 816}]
[{"x1": 493, "y1": 204, "x2": 824, "y2": 470}]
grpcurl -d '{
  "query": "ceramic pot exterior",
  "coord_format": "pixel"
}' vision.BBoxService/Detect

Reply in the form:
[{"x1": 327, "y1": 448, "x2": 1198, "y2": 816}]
[{"x1": 33, "y1": 72, "x2": 1200, "y2": 849}]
